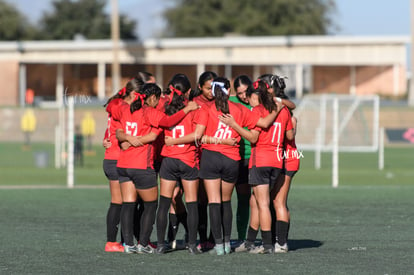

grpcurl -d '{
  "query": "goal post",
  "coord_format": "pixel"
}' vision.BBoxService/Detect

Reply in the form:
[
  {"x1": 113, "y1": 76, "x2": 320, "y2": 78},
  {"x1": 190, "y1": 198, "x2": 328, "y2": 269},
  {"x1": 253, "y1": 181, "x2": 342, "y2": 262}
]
[
  {"x1": 67, "y1": 97, "x2": 75, "y2": 188},
  {"x1": 294, "y1": 94, "x2": 381, "y2": 187}
]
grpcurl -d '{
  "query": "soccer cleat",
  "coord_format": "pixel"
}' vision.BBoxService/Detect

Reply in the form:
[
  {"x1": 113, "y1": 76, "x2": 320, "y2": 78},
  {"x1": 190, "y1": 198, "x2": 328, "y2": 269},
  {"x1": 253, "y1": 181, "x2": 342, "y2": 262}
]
[
  {"x1": 137, "y1": 244, "x2": 155, "y2": 254},
  {"x1": 274, "y1": 243, "x2": 288, "y2": 253},
  {"x1": 124, "y1": 244, "x2": 138, "y2": 254},
  {"x1": 224, "y1": 242, "x2": 231, "y2": 254},
  {"x1": 209, "y1": 244, "x2": 225, "y2": 256},
  {"x1": 170, "y1": 239, "x2": 177, "y2": 250},
  {"x1": 249, "y1": 245, "x2": 265, "y2": 254},
  {"x1": 188, "y1": 244, "x2": 202, "y2": 255},
  {"x1": 155, "y1": 245, "x2": 167, "y2": 254},
  {"x1": 262, "y1": 248, "x2": 274, "y2": 254},
  {"x1": 184, "y1": 233, "x2": 189, "y2": 248},
  {"x1": 148, "y1": 242, "x2": 157, "y2": 249},
  {"x1": 197, "y1": 241, "x2": 215, "y2": 252},
  {"x1": 105, "y1": 241, "x2": 124, "y2": 252},
  {"x1": 234, "y1": 241, "x2": 255, "y2": 253}
]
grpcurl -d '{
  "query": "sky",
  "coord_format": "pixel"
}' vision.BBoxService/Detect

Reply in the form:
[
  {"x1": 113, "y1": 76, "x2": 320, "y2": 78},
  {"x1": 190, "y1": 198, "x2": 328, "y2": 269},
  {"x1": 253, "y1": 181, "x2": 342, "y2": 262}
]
[{"x1": 9, "y1": 0, "x2": 411, "y2": 39}]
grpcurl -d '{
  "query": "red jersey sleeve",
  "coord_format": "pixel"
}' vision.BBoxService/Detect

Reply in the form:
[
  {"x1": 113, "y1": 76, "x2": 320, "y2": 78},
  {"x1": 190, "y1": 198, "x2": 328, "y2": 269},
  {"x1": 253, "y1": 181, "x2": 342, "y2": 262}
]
[
  {"x1": 143, "y1": 107, "x2": 166, "y2": 128},
  {"x1": 103, "y1": 125, "x2": 109, "y2": 140},
  {"x1": 112, "y1": 101, "x2": 129, "y2": 122},
  {"x1": 283, "y1": 108, "x2": 293, "y2": 131},
  {"x1": 194, "y1": 103, "x2": 209, "y2": 126},
  {"x1": 158, "y1": 109, "x2": 186, "y2": 128},
  {"x1": 240, "y1": 104, "x2": 260, "y2": 129},
  {"x1": 251, "y1": 106, "x2": 264, "y2": 132}
]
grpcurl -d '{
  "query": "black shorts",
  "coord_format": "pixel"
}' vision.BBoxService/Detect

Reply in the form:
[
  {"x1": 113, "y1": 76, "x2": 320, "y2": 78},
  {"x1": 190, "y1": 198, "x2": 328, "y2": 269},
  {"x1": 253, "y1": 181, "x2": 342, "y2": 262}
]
[
  {"x1": 159, "y1": 157, "x2": 199, "y2": 181},
  {"x1": 199, "y1": 149, "x2": 239, "y2": 183},
  {"x1": 281, "y1": 168, "x2": 298, "y2": 178},
  {"x1": 103, "y1": 159, "x2": 118, "y2": 181},
  {"x1": 249, "y1": 166, "x2": 281, "y2": 189},
  {"x1": 236, "y1": 158, "x2": 249, "y2": 185},
  {"x1": 153, "y1": 159, "x2": 162, "y2": 174},
  {"x1": 117, "y1": 167, "x2": 157, "y2": 189}
]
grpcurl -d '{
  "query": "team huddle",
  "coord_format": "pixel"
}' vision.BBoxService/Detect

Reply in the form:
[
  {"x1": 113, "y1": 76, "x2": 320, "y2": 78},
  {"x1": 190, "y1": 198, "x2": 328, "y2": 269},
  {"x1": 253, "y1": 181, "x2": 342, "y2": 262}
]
[{"x1": 102, "y1": 71, "x2": 300, "y2": 255}]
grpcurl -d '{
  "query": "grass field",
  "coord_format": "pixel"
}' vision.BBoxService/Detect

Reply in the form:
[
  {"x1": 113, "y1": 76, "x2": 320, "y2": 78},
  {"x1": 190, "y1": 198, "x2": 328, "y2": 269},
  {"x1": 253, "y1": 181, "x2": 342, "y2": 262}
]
[{"x1": 1, "y1": 142, "x2": 413, "y2": 274}]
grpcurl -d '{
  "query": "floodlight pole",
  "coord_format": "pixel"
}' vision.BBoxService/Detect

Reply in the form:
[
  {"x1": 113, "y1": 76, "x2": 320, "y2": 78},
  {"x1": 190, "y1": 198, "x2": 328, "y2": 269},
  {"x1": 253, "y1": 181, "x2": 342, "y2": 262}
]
[
  {"x1": 409, "y1": 0, "x2": 414, "y2": 106},
  {"x1": 111, "y1": 0, "x2": 121, "y2": 93}
]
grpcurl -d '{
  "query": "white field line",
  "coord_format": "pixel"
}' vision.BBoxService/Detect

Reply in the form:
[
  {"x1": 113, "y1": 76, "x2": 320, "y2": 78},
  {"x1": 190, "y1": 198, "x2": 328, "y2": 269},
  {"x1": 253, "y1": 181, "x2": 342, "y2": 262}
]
[
  {"x1": 0, "y1": 184, "x2": 412, "y2": 190},
  {"x1": 0, "y1": 185, "x2": 108, "y2": 189}
]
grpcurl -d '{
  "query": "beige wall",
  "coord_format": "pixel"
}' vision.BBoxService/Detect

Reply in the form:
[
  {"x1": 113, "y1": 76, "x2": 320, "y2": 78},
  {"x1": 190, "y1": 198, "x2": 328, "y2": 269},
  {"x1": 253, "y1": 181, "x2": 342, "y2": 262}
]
[
  {"x1": 0, "y1": 61, "x2": 19, "y2": 105},
  {"x1": 313, "y1": 66, "x2": 351, "y2": 94},
  {"x1": 312, "y1": 65, "x2": 406, "y2": 96}
]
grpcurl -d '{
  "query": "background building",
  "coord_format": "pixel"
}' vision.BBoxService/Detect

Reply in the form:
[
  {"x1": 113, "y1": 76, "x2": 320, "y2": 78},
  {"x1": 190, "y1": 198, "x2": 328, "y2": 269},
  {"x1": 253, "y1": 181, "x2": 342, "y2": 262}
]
[{"x1": 0, "y1": 35, "x2": 408, "y2": 107}]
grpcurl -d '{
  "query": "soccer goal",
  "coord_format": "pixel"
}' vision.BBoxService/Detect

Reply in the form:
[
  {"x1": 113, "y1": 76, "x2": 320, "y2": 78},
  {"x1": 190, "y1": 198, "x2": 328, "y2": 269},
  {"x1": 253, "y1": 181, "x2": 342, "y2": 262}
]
[{"x1": 294, "y1": 94, "x2": 381, "y2": 188}]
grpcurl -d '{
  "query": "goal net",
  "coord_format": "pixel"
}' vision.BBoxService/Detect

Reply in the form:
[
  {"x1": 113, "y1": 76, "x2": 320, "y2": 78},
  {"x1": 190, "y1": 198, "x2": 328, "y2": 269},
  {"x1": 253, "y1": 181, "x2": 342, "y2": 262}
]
[{"x1": 294, "y1": 94, "x2": 380, "y2": 187}]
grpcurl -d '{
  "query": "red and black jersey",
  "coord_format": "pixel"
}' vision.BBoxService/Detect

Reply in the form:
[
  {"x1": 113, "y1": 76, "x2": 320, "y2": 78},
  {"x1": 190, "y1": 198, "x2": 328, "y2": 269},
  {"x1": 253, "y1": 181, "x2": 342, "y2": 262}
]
[
  {"x1": 195, "y1": 101, "x2": 259, "y2": 161},
  {"x1": 284, "y1": 136, "x2": 300, "y2": 171},
  {"x1": 193, "y1": 94, "x2": 211, "y2": 107},
  {"x1": 249, "y1": 106, "x2": 293, "y2": 168},
  {"x1": 103, "y1": 98, "x2": 126, "y2": 160},
  {"x1": 161, "y1": 111, "x2": 198, "y2": 167},
  {"x1": 116, "y1": 106, "x2": 164, "y2": 169}
]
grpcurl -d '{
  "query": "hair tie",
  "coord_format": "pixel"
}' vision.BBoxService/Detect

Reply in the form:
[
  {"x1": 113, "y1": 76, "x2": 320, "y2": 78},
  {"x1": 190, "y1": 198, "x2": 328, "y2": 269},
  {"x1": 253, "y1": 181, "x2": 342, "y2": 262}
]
[
  {"x1": 135, "y1": 93, "x2": 146, "y2": 105},
  {"x1": 168, "y1": 85, "x2": 182, "y2": 105},
  {"x1": 211, "y1": 81, "x2": 229, "y2": 96},
  {"x1": 118, "y1": 87, "x2": 127, "y2": 96},
  {"x1": 253, "y1": 80, "x2": 269, "y2": 90}
]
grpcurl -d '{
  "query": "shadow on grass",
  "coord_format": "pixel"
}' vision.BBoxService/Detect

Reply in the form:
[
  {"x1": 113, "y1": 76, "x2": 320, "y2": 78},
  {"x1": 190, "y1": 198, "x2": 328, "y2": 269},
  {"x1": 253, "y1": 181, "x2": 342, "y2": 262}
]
[{"x1": 288, "y1": 239, "x2": 324, "y2": 251}]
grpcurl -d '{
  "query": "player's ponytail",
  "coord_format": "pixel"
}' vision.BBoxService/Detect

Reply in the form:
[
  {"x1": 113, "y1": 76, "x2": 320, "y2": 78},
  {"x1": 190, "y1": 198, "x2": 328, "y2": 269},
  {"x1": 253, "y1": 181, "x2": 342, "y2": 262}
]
[
  {"x1": 164, "y1": 74, "x2": 190, "y2": 115},
  {"x1": 254, "y1": 80, "x2": 277, "y2": 113},
  {"x1": 212, "y1": 77, "x2": 230, "y2": 114}
]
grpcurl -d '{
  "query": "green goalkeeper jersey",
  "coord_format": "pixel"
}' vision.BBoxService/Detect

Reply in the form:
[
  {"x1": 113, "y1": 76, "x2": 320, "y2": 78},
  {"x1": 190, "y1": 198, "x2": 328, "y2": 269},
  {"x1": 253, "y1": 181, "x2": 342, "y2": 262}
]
[{"x1": 229, "y1": 95, "x2": 251, "y2": 160}]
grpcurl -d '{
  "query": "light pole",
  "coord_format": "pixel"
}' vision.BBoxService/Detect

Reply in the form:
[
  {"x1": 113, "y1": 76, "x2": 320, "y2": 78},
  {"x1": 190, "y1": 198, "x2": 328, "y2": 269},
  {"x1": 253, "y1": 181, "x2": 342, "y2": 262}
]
[
  {"x1": 409, "y1": 0, "x2": 414, "y2": 106},
  {"x1": 111, "y1": 0, "x2": 121, "y2": 94}
]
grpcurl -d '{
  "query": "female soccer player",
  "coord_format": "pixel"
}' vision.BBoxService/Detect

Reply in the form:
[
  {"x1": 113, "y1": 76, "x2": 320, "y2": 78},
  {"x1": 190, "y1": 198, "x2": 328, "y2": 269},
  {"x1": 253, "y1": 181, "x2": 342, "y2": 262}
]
[
  {"x1": 192, "y1": 71, "x2": 217, "y2": 251},
  {"x1": 219, "y1": 80, "x2": 294, "y2": 254},
  {"x1": 229, "y1": 75, "x2": 254, "y2": 244},
  {"x1": 271, "y1": 83, "x2": 300, "y2": 253},
  {"x1": 155, "y1": 74, "x2": 202, "y2": 254},
  {"x1": 167, "y1": 77, "x2": 278, "y2": 255},
  {"x1": 102, "y1": 76, "x2": 144, "y2": 252},
  {"x1": 116, "y1": 83, "x2": 198, "y2": 254}
]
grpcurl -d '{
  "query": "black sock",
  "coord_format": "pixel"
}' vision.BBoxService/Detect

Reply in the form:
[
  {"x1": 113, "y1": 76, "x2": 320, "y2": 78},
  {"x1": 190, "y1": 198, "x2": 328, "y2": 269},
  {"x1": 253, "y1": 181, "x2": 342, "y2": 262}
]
[
  {"x1": 261, "y1": 230, "x2": 273, "y2": 250},
  {"x1": 209, "y1": 203, "x2": 223, "y2": 245},
  {"x1": 156, "y1": 196, "x2": 171, "y2": 247},
  {"x1": 168, "y1": 213, "x2": 178, "y2": 242},
  {"x1": 221, "y1": 201, "x2": 232, "y2": 243},
  {"x1": 186, "y1": 201, "x2": 198, "y2": 246},
  {"x1": 246, "y1": 226, "x2": 258, "y2": 244},
  {"x1": 133, "y1": 200, "x2": 144, "y2": 242},
  {"x1": 106, "y1": 203, "x2": 122, "y2": 242},
  {"x1": 276, "y1": 220, "x2": 289, "y2": 245},
  {"x1": 287, "y1": 222, "x2": 290, "y2": 241},
  {"x1": 177, "y1": 211, "x2": 188, "y2": 234},
  {"x1": 198, "y1": 203, "x2": 208, "y2": 243},
  {"x1": 270, "y1": 205, "x2": 276, "y2": 244},
  {"x1": 236, "y1": 193, "x2": 250, "y2": 240},
  {"x1": 120, "y1": 202, "x2": 136, "y2": 246},
  {"x1": 139, "y1": 200, "x2": 158, "y2": 247}
]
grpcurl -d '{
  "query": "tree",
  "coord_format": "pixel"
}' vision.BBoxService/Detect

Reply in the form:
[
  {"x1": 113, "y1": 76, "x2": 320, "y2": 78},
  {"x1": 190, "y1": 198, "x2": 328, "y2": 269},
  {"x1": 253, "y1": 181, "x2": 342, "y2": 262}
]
[
  {"x1": 163, "y1": 0, "x2": 337, "y2": 37},
  {"x1": 0, "y1": 0, "x2": 38, "y2": 40},
  {"x1": 38, "y1": 0, "x2": 137, "y2": 40}
]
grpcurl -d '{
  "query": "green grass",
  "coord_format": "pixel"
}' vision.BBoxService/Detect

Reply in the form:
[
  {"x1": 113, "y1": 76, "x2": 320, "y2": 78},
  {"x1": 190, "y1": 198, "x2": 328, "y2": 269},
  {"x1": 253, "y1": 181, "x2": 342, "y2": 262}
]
[
  {"x1": 0, "y1": 142, "x2": 413, "y2": 274},
  {"x1": 1, "y1": 186, "x2": 413, "y2": 274},
  {"x1": 1, "y1": 142, "x2": 412, "y2": 187},
  {"x1": 0, "y1": 142, "x2": 106, "y2": 186}
]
